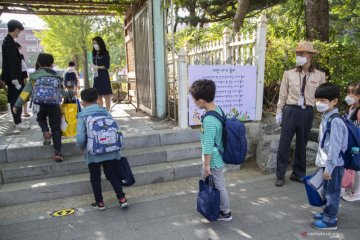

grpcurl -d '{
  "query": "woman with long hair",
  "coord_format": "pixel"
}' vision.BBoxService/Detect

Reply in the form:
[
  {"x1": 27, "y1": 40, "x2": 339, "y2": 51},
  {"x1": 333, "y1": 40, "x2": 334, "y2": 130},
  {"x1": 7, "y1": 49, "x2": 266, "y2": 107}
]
[{"x1": 92, "y1": 36, "x2": 112, "y2": 111}]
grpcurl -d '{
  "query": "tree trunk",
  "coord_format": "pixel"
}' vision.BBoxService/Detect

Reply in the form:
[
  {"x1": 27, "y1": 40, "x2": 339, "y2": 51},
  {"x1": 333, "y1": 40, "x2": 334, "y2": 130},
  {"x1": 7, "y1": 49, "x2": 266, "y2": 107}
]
[
  {"x1": 304, "y1": 0, "x2": 329, "y2": 42},
  {"x1": 233, "y1": 0, "x2": 251, "y2": 33},
  {"x1": 83, "y1": 49, "x2": 90, "y2": 89}
]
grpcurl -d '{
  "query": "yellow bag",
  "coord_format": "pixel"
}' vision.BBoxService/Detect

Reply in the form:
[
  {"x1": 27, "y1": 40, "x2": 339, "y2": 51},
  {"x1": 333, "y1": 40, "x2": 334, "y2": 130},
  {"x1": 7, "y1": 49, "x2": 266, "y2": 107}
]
[{"x1": 61, "y1": 103, "x2": 78, "y2": 137}]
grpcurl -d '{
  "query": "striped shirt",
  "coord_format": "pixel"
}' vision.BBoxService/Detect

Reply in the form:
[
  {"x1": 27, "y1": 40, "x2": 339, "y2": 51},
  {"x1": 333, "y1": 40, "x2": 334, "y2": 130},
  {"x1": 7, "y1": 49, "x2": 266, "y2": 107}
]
[{"x1": 201, "y1": 106, "x2": 225, "y2": 168}]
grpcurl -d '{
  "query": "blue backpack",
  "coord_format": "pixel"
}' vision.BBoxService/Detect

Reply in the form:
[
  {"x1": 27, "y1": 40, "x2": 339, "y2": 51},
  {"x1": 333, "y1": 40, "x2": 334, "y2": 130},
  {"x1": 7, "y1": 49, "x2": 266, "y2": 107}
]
[
  {"x1": 202, "y1": 108, "x2": 247, "y2": 165},
  {"x1": 321, "y1": 113, "x2": 360, "y2": 171},
  {"x1": 86, "y1": 113, "x2": 123, "y2": 155},
  {"x1": 32, "y1": 76, "x2": 63, "y2": 105}
]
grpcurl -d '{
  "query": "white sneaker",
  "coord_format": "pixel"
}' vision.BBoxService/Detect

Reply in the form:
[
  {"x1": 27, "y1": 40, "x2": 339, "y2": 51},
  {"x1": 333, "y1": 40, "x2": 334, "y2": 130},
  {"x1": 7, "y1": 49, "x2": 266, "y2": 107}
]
[
  {"x1": 342, "y1": 193, "x2": 360, "y2": 202},
  {"x1": 16, "y1": 122, "x2": 31, "y2": 130}
]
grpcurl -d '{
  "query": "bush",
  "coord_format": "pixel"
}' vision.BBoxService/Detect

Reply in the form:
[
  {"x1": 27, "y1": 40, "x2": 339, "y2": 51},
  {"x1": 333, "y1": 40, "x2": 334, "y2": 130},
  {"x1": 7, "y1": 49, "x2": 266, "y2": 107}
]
[{"x1": 0, "y1": 89, "x2": 8, "y2": 112}]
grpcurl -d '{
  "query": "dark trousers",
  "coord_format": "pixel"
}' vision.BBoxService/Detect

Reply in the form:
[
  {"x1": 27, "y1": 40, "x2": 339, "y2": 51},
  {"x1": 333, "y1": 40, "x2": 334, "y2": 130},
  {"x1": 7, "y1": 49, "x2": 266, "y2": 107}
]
[
  {"x1": 276, "y1": 105, "x2": 314, "y2": 178},
  {"x1": 88, "y1": 160, "x2": 125, "y2": 203},
  {"x1": 36, "y1": 105, "x2": 62, "y2": 152},
  {"x1": 323, "y1": 166, "x2": 344, "y2": 223},
  {"x1": 8, "y1": 85, "x2": 22, "y2": 124}
]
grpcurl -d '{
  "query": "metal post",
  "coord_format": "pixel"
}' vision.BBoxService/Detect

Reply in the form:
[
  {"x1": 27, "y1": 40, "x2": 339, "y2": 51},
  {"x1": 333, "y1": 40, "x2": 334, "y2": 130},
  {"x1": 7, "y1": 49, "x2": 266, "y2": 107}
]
[
  {"x1": 255, "y1": 15, "x2": 267, "y2": 121},
  {"x1": 177, "y1": 48, "x2": 189, "y2": 129}
]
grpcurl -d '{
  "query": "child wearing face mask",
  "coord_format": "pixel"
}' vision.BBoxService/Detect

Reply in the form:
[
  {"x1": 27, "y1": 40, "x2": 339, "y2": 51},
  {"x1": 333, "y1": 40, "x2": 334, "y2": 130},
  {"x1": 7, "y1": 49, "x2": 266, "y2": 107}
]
[
  {"x1": 312, "y1": 83, "x2": 348, "y2": 230},
  {"x1": 341, "y1": 83, "x2": 360, "y2": 201}
]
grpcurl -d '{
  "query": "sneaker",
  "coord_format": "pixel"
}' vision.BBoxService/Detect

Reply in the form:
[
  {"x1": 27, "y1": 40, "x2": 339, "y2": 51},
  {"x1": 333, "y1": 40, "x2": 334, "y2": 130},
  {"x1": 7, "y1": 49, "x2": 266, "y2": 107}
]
[
  {"x1": 54, "y1": 152, "x2": 63, "y2": 162},
  {"x1": 43, "y1": 132, "x2": 52, "y2": 145},
  {"x1": 342, "y1": 193, "x2": 360, "y2": 202},
  {"x1": 313, "y1": 212, "x2": 324, "y2": 220},
  {"x1": 91, "y1": 201, "x2": 106, "y2": 211},
  {"x1": 119, "y1": 197, "x2": 129, "y2": 208},
  {"x1": 218, "y1": 211, "x2": 232, "y2": 222},
  {"x1": 290, "y1": 173, "x2": 303, "y2": 183},
  {"x1": 275, "y1": 177, "x2": 285, "y2": 187},
  {"x1": 312, "y1": 219, "x2": 337, "y2": 230},
  {"x1": 16, "y1": 122, "x2": 30, "y2": 130}
]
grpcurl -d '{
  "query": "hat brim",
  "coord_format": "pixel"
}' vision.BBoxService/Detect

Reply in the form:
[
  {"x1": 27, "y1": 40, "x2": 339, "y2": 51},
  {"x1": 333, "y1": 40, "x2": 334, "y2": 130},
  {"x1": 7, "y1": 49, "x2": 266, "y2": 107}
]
[{"x1": 294, "y1": 48, "x2": 319, "y2": 54}]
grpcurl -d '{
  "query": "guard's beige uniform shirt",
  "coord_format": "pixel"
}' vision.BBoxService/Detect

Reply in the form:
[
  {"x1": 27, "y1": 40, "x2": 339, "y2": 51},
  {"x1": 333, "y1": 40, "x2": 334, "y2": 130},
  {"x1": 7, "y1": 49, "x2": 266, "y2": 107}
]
[{"x1": 276, "y1": 67, "x2": 326, "y2": 114}]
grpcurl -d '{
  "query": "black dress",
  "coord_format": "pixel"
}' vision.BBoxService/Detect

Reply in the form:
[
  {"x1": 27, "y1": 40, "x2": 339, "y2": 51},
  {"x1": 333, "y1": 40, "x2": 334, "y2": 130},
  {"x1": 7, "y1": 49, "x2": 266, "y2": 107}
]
[{"x1": 93, "y1": 52, "x2": 112, "y2": 95}]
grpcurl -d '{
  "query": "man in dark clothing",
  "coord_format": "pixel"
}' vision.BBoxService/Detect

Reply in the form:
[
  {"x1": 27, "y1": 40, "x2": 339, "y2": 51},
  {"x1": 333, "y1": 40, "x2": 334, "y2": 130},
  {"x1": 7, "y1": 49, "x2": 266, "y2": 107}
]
[{"x1": 0, "y1": 20, "x2": 30, "y2": 130}]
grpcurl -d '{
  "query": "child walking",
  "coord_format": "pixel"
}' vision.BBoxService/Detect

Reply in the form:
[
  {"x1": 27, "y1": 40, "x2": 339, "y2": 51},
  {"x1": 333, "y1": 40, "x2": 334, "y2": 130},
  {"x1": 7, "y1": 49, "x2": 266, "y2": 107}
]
[
  {"x1": 312, "y1": 83, "x2": 348, "y2": 230},
  {"x1": 64, "y1": 61, "x2": 80, "y2": 94},
  {"x1": 13, "y1": 53, "x2": 67, "y2": 162},
  {"x1": 342, "y1": 83, "x2": 360, "y2": 202},
  {"x1": 189, "y1": 79, "x2": 232, "y2": 221},
  {"x1": 76, "y1": 88, "x2": 128, "y2": 210}
]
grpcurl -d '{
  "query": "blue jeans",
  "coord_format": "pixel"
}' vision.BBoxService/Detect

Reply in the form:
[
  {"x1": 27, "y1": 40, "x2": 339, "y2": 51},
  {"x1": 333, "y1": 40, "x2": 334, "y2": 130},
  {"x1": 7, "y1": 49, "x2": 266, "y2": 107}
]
[{"x1": 322, "y1": 166, "x2": 344, "y2": 223}]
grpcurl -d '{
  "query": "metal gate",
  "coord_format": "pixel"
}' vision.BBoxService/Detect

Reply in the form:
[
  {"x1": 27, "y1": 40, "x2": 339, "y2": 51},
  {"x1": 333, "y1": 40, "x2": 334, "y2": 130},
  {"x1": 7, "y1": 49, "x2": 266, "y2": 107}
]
[{"x1": 133, "y1": 1, "x2": 156, "y2": 116}]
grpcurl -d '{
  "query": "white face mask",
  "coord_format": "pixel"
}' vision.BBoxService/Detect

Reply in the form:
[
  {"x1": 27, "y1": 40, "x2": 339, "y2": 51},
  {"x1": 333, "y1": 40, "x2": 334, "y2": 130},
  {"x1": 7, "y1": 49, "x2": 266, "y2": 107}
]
[
  {"x1": 345, "y1": 95, "x2": 355, "y2": 106},
  {"x1": 93, "y1": 44, "x2": 100, "y2": 51},
  {"x1": 296, "y1": 56, "x2": 308, "y2": 66},
  {"x1": 316, "y1": 102, "x2": 330, "y2": 113}
]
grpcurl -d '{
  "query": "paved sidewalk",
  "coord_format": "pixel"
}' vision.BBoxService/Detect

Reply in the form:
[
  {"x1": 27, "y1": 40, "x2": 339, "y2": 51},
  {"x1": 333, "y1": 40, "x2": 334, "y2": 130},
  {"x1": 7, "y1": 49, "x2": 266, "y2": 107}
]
[
  {"x1": 1, "y1": 173, "x2": 359, "y2": 240},
  {"x1": 0, "y1": 104, "x2": 175, "y2": 147}
]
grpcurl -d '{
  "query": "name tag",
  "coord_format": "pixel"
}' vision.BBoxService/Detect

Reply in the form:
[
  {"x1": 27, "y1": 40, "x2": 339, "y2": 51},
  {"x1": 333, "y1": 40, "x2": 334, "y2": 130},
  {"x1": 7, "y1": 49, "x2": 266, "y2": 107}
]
[{"x1": 298, "y1": 95, "x2": 305, "y2": 109}]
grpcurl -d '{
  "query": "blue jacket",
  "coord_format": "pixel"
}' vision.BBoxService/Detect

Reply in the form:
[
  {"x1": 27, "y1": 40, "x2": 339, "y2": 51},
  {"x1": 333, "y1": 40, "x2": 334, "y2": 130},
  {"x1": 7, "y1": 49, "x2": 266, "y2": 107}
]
[{"x1": 76, "y1": 104, "x2": 121, "y2": 165}]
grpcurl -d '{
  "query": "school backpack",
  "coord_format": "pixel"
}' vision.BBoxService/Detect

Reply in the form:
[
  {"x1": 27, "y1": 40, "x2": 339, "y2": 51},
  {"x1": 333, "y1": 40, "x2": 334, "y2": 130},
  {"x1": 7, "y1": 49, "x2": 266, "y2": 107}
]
[
  {"x1": 321, "y1": 113, "x2": 360, "y2": 171},
  {"x1": 32, "y1": 76, "x2": 63, "y2": 105},
  {"x1": 86, "y1": 113, "x2": 123, "y2": 155},
  {"x1": 201, "y1": 108, "x2": 247, "y2": 165},
  {"x1": 64, "y1": 72, "x2": 77, "y2": 87}
]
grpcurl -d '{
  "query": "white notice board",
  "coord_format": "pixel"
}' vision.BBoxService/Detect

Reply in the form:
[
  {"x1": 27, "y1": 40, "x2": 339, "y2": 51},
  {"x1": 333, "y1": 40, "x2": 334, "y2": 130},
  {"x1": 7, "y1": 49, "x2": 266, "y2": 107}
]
[{"x1": 188, "y1": 65, "x2": 257, "y2": 126}]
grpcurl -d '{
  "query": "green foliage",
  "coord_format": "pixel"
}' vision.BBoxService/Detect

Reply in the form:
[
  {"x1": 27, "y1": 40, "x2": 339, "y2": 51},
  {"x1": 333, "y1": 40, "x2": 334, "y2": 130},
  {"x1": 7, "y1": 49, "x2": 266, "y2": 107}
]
[
  {"x1": 0, "y1": 89, "x2": 7, "y2": 112},
  {"x1": 37, "y1": 16, "x2": 125, "y2": 72}
]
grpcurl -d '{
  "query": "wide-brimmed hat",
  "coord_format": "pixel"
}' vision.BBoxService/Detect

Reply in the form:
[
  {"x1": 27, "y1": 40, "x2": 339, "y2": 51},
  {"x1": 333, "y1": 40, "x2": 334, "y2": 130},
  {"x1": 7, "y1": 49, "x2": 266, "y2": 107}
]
[{"x1": 294, "y1": 41, "x2": 319, "y2": 54}]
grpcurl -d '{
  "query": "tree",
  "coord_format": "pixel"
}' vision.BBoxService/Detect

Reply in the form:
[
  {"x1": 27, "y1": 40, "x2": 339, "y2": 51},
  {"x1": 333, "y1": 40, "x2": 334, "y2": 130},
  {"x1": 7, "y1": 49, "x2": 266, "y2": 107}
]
[{"x1": 305, "y1": 0, "x2": 329, "y2": 42}]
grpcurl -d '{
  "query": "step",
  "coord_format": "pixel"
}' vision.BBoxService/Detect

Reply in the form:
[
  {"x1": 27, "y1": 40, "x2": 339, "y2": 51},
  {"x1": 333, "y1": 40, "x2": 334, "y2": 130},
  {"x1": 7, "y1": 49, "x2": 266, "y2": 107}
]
[
  {"x1": 0, "y1": 158, "x2": 240, "y2": 206},
  {"x1": 3, "y1": 129, "x2": 200, "y2": 163},
  {"x1": 0, "y1": 142, "x2": 202, "y2": 184}
]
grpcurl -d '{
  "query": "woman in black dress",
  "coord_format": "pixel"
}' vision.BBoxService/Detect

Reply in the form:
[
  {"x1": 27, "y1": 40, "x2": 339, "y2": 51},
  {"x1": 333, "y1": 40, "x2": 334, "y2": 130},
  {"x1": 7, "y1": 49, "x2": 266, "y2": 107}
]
[{"x1": 92, "y1": 36, "x2": 112, "y2": 111}]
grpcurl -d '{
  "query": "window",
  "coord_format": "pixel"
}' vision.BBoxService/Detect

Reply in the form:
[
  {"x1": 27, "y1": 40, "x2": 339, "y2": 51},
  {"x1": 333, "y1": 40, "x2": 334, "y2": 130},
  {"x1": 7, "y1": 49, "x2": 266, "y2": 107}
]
[{"x1": 25, "y1": 34, "x2": 37, "y2": 41}]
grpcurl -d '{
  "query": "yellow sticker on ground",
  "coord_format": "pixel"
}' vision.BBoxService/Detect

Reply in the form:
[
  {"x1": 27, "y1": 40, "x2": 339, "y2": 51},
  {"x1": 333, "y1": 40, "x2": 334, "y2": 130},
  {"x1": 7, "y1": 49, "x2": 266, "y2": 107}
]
[{"x1": 49, "y1": 208, "x2": 77, "y2": 217}]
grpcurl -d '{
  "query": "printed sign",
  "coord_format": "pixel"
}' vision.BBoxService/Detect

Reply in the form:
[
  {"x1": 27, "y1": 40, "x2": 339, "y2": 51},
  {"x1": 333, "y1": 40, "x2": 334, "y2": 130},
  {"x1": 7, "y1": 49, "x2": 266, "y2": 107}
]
[{"x1": 188, "y1": 65, "x2": 257, "y2": 126}]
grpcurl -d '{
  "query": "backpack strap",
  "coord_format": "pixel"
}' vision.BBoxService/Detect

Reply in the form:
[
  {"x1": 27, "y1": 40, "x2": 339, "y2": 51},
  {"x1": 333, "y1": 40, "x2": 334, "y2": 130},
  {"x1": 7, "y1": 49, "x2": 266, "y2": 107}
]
[{"x1": 320, "y1": 113, "x2": 342, "y2": 149}]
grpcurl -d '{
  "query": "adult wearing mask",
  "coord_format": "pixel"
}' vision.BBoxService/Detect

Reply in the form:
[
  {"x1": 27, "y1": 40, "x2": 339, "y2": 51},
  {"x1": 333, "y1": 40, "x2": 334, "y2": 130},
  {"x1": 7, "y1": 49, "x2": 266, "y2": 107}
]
[
  {"x1": 0, "y1": 20, "x2": 30, "y2": 130},
  {"x1": 92, "y1": 36, "x2": 112, "y2": 111},
  {"x1": 275, "y1": 41, "x2": 326, "y2": 187}
]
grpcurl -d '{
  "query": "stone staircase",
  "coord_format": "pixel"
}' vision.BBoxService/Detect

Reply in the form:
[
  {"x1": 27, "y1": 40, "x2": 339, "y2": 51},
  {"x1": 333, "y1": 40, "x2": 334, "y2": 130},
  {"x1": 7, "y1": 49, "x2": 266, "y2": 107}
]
[{"x1": 0, "y1": 129, "x2": 239, "y2": 206}]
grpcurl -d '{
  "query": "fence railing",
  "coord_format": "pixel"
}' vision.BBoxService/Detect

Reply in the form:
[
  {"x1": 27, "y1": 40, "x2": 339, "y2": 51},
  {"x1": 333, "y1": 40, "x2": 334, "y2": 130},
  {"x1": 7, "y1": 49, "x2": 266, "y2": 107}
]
[{"x1": 167, "y1": 15, "x2": 267, "y2": 128}]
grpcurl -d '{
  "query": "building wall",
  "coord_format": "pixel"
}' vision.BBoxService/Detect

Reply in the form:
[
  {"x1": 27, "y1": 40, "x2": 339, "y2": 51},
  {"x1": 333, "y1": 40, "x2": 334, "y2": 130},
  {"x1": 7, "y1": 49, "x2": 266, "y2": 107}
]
[{"x1": 0, "y1": 28, "x2": 43, "y2": 69}]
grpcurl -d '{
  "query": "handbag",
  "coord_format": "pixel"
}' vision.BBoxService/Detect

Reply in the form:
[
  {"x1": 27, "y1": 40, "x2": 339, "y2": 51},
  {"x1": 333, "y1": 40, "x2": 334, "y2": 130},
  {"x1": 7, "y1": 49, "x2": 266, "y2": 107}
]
[
  {"x1": 196, "y1": 175, "x2": 220, "y2": 221},
  {"x1": 341, "y1": 169, "x2": 355, "y2": 189},
  {"x1": 303, "y1": 168, "x2": 326, "y2": 207},
  {"x1": 117, "y1": 157, "x2": 135, "y2": 186}
]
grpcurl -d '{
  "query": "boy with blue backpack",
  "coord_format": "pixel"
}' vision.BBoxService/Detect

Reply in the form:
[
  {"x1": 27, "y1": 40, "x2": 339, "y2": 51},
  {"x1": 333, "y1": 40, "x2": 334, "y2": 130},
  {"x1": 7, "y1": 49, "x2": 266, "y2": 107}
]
[
  {"x1": 63, "y1": 61, "x2": 79, "y2": 93},
  {"x1": 13, "y1": 53, "x2": 67, "y2": 162},
  {"x1": 190, "y1": 79, "x2": 233, "y2": 221},
  {"x1": 312, "y1": 83, "x2": 348, "y2": 230},
  {"x1": 76, "y1": 88, "x2": 128, "y2": 210}
]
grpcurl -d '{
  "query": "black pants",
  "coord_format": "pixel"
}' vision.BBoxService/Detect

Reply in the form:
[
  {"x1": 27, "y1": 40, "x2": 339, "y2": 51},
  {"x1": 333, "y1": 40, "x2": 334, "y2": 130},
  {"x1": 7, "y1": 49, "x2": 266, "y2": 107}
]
[
  {"x1": 8, "y1": 85, "x2": 22, "y2": 125},
  {"x1": 36, "y1": 105, "x2": 62, "y2": 152},
  {"x1": 276, "y1": 105, "x2": 314, "y2": 179},
  {"x1": 88, "y1": 160, "x2": 125, "y2": 203}
]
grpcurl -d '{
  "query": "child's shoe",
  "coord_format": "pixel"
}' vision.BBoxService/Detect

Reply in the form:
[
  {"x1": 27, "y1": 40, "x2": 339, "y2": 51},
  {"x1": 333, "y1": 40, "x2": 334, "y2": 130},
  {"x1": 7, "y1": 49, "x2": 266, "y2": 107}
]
[
  {"x1": 312, "y1": 219, "x2": 337, "y2": 230},
  {"x1": 119, "y1": 197, "x2": 129, "y2": 208},
  {"x1": 218, "y1": 211, "x2": 232, "y2": 221},
  {"x1": 342, "y1": 192, "x2": 360, "y2": 202},
  {"x1": 91, "y1": 201, "x2": 106, "y2": 211},
  {"x1": 54, "y1": 152, "x2": 63, "y2": 162},
  {"x1": 43, "y1": 132, "x2": 52, "y2": 145},
  {"x1": 313, "y1": 212, "x2": 324, "y2": 220}
]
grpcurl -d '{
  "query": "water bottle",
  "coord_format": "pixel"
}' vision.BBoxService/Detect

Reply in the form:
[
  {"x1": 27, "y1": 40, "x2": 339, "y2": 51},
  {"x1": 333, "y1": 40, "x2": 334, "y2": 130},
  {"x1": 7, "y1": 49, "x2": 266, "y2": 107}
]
[{"x1": 351, "y1": 147, "x2": 359, "y2": 154}]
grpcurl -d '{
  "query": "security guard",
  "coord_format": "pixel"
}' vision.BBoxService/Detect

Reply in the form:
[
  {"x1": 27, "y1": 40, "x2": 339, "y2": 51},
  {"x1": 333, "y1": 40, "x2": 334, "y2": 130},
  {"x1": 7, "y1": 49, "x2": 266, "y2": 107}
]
[{"x1": 275, "y1": 41, "x2": 326, "y2": 187}]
